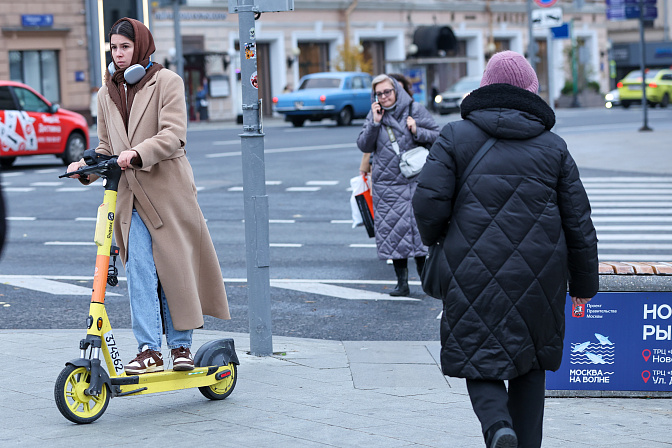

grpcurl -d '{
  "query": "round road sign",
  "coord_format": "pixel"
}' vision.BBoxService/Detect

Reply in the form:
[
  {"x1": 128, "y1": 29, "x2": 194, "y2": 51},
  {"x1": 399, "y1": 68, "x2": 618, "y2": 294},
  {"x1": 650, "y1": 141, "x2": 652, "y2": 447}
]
[{"x1": 534, "y1": 0, "x2": 558, "y2": 7}]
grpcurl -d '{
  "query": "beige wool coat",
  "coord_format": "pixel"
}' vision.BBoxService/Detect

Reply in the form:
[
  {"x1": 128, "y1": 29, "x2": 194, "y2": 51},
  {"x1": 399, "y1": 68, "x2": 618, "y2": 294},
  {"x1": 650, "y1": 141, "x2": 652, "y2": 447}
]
[{"x1": 83, "y1": 69, "x2": 229, "y2": 330}]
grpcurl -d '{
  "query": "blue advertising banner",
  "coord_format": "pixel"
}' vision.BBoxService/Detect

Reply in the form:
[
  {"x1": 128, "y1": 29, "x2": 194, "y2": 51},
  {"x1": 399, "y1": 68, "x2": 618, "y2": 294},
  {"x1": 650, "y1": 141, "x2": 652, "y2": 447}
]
[
  {"x1": 547, "y1": 292, "x2": 672, "y2": 392},
  {"x1": 402, "y1": 68, "x2": 427, "y2": 105}
]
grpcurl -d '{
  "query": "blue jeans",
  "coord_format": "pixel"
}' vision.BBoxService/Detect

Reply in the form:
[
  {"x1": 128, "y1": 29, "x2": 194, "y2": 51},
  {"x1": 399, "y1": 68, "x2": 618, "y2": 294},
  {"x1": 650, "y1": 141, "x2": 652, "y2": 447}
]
[{"x1": 126, "y1": 210, "x2": 192, "y2": 352}]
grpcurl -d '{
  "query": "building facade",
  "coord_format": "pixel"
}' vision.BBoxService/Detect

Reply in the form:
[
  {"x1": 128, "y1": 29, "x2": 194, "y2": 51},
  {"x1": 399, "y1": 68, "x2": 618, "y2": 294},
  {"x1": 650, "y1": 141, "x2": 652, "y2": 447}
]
[{"x1": 9, "y1": 0, "x2": 669, "y2": 122}]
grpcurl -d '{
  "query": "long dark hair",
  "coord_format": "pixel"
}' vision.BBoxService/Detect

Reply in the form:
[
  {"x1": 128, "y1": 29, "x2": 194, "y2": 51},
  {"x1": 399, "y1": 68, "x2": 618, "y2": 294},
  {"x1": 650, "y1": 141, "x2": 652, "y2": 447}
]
[
  {"x1": 110, "y1": 20, "x2": 135, "y2": 42},
  {"x1": 388, "y1": 73, "x2": 414, "y2": 97}
]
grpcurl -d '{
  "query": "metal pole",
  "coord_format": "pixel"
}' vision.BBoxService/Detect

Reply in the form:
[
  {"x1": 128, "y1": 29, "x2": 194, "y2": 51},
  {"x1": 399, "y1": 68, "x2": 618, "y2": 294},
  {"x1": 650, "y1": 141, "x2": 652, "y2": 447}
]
[
  {"x1": 571, "y1": 19, "x2": 580, "y2": 108},
  {"x1": 236, "y1": 0, "x2": 273, "y2": 356},
  {"x1": 639, "y1": 0, "x2": 652, "y2": 131},
  {"x1": 173, "y1": 0, "x2": 184, "y2": 79},
  {"x1": 527, "y1": 0, "x2": 536, "y2": 71},
  {"x1": 664, "y1": 0, "x2": 669, "y2": 42}
]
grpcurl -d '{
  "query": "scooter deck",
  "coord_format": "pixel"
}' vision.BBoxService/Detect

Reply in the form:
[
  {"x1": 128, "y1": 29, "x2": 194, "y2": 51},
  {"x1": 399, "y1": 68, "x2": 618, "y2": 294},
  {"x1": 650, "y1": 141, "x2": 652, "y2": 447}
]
[{"x1": 112, "y1": 365, "x2": 233, "y2": 396}]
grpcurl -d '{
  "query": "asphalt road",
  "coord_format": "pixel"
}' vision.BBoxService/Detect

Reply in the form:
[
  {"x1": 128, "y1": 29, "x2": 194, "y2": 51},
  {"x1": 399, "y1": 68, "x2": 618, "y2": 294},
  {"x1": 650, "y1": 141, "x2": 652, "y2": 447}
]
[{"x1": 1, "y1": 106, "x2": 672, "y2": 340}]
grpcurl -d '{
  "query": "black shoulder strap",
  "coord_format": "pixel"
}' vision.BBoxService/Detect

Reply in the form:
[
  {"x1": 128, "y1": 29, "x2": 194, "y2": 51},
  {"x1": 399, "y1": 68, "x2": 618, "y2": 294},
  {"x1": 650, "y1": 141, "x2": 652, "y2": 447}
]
[
  {"x1": 408, "y1": 100, "x2": 413, "y2": 118},
  {"x1": 458, "y1": 137, "x2": 497, "y2": 190}
]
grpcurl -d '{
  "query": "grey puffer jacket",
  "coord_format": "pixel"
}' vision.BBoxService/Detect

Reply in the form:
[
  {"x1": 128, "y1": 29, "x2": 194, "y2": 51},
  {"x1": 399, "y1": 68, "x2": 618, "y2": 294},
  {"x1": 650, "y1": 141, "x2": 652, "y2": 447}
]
[
  {"x1": 413, "y1": 83, "x2": 598, "y2": 380},
  {"x1": 357, "y1": 78, "x2": 440, "y2": 260}
]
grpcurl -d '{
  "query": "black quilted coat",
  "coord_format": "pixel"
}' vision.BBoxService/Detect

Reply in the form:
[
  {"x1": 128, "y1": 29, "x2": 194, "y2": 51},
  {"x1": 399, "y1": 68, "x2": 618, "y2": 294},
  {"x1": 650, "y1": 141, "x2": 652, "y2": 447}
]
[
  {"x1": 357, "y1": 78, "x2": 440, "y2": 260},
  {"x1": 412, "y1": 83, "x2": 598, "y2": 380}
]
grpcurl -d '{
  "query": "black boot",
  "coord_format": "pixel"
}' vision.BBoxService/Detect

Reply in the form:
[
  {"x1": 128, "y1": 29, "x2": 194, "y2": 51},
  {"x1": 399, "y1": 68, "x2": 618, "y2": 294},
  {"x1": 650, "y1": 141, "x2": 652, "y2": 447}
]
[{"x1": 390, "y1": 267, "x2": 410, "y2": 296}]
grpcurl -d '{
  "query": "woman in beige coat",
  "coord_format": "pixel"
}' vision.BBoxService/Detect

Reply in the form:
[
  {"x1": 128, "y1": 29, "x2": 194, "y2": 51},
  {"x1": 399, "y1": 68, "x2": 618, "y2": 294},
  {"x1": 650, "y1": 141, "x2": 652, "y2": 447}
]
[{"x1": 67, "y1": 18, "x2": 229, "y2": 374}]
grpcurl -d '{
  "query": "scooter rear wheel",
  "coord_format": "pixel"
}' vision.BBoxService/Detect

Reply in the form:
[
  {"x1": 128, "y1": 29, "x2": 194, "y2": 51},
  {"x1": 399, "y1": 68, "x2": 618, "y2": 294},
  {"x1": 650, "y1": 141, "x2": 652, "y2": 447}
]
[
  {"x1": 54, "y1": 365, "x2": 110, "y2": 424},
  {"x1": 198, "y1": 362, "x2": 237, "y2": 400}
]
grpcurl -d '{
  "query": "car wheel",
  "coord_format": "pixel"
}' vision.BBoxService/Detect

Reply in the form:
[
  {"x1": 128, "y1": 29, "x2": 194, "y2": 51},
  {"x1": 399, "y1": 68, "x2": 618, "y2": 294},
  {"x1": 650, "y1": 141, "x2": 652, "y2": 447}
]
[
  {"x1": 336, "y1": 106, "x2": 353, "y2": 126},
  {"x1": 0, "y1": 157, "x2": 16, "y2": 168},
  {"x1": 290, "y1": 117, "x2": 305, "y2": 127},
  {"x1": 621, "y1": 101, "x2": 631, "y2": 109},
  {"x1": 661, "y1": 94, "x2": 670, "y2": 108},
  {"x1": 62, "y1": 133, "x2": 86, "y2": 165}
]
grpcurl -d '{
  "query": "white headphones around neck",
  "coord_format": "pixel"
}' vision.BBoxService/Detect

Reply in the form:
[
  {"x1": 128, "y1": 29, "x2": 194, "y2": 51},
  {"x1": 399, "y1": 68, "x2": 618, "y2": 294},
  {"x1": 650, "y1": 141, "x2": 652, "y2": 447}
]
[{"x1": 108, "y1": 61, "x2": 153, "y2": 85}]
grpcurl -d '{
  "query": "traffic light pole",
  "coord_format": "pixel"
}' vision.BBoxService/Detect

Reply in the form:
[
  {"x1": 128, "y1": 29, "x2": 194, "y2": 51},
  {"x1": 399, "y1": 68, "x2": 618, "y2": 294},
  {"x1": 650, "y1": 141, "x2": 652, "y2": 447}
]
[
  {"x1": 235, "y1": 0, "x2": 273, "y2": 356},
  {"x1": 638, "y1": 0, "x2": 652, "y2": 131}
]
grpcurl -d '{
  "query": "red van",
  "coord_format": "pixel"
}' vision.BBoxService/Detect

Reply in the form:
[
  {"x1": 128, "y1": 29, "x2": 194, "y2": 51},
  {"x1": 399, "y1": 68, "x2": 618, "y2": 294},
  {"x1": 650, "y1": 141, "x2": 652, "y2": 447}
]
[{"x1": 0, "y1": 81, "x2": 88, "y2": 168}]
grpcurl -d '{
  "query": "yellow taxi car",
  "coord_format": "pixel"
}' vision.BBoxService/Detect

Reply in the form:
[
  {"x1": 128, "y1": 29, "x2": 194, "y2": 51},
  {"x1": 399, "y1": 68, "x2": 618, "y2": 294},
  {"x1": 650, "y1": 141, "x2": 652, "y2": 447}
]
[{"x1": 617, "y1": 68, "x2": 672, "y2": 109}]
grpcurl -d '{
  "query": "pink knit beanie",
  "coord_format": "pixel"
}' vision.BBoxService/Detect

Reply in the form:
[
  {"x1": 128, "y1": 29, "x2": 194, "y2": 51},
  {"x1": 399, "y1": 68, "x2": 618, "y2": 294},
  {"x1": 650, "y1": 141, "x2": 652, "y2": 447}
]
[{"x1": 480, "y1": 51, "x2": 539, "y2": 93}]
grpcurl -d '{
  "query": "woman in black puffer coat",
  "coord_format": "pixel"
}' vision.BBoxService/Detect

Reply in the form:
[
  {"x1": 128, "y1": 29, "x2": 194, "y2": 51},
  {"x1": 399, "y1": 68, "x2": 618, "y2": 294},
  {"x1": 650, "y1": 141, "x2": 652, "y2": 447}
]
[{"x1": 412, "y1": 51, "x2": 598, "y2": 448}]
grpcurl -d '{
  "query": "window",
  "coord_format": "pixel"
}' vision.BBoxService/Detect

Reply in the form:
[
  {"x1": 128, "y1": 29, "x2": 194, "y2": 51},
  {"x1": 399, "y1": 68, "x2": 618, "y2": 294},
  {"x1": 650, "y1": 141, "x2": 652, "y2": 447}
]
[
  {"x1": 0, "y1": 86, "x2": 16, "y2": 110},
  {"x1": 13, "y1": 87, "x2": 50, "y2": 113},
  {"x1": 299, "y1": 78, "x2": 341, "y2": 90},
  {"x1": 9, "y1": 50, "x2": 60, "y2": 103}
]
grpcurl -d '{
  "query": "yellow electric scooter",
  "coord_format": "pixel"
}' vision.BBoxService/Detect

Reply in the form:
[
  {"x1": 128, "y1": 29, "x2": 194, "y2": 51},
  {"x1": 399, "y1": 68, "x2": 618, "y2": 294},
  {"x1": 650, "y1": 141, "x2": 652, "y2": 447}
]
[{"x1": 56, "y1": 149, "x2": 238, "y2": 424}]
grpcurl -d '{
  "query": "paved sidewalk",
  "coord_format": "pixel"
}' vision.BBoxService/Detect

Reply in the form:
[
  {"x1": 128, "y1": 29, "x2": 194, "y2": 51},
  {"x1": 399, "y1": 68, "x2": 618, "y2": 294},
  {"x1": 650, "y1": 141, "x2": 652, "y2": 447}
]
[{"x1": 1, "y1": 329, "x2": 670, "y2": 447}]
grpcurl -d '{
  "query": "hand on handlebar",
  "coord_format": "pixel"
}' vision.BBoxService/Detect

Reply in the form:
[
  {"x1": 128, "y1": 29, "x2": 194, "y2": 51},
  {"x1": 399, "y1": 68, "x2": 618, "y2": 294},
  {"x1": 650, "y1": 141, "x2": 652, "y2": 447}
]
[
  {"x1": 117, "y1": 150, "x2": 138, "y2": 170},
  {"x1": 66, "y1": 161, "x2": 86, "y2": 179}
]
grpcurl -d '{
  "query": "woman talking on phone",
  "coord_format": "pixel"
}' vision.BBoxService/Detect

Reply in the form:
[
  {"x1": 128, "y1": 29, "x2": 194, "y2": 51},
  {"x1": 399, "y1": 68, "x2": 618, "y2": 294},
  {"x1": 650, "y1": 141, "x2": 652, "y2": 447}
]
[
  {"x1": 357, "y1": 74, "x2": 439, "y2": 296},
  {"x1": 67, "y1": 18, "x2": 230, "y2": 374}
]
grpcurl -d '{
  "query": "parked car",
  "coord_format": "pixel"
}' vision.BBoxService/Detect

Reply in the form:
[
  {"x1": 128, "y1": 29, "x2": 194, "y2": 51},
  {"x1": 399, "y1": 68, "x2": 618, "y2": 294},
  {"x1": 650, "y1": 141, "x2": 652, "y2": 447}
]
[
  {"x1": 617, "y1": 69, "x2": 672, "y2": 109},
  {"x1": 434, "y1": 76, "x2": 482, "y2": 115},
  {"x1": 604, "y1": 89, "x2": 620, "y2": 108},
  {"x1": 272, "y1": 72, "x2": 372, "y2": 127},
  {"x1": 0, "y1": 81, "x2": 89, "y2": 168}
]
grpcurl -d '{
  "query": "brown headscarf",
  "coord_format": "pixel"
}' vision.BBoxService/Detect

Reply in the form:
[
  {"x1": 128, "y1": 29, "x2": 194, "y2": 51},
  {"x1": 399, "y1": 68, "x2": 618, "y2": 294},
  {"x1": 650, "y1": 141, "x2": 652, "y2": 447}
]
[{"x1": 106, "y1": 17, "x2": 163, "y2": 132}]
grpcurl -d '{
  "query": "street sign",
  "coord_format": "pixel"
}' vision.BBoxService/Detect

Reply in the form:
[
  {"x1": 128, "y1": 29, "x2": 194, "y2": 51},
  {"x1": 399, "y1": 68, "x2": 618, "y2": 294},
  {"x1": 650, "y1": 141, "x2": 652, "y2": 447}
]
[
  {"x1": 547, "y1": 292, "x2": 672, "y2": 392},
  {"x1": 534, "y1": 0, "x2": 558, "y2": 7},
  {"x1": 228, "y1": 0, "x2": 293, "y2": 13},
  {"x1": 532, "y1": 7, "x2": 564, "y2": 28},
  {"x1": 551, "y1": 23, "x2": 570, "y2": 39},
  {"x1": 607, "y1": 3, "x2": 658, "y2": 20},
  {"x1": 21, "y1": 14, "x2": 53, "y2": 27}
]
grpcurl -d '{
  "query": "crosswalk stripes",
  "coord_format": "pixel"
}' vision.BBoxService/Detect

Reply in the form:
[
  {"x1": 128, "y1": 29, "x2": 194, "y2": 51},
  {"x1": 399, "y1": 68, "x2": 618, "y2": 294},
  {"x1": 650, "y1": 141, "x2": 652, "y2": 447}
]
[{"x1": 585, "y1": 176, "x2": 672, "y2": 262}]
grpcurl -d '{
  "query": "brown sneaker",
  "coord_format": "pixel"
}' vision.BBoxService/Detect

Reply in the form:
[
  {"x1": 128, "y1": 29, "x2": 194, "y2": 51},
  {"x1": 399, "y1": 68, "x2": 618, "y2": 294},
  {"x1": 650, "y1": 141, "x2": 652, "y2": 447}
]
[
  {"x1": 171, "y1": 347, "x2": 195, "y2": 371},
  {"x1": 124, "y1": 346, "x2": 164, "y2": 375}
]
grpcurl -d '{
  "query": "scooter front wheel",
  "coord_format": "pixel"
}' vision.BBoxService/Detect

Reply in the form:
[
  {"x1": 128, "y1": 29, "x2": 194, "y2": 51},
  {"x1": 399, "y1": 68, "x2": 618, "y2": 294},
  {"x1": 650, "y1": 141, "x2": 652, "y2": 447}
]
[
  {"x1": 54, "y1": 365, "x2": 110, "y2": 424},
  {"x1": 198, "y1": 363, "x2": 237, "y2": 400}
]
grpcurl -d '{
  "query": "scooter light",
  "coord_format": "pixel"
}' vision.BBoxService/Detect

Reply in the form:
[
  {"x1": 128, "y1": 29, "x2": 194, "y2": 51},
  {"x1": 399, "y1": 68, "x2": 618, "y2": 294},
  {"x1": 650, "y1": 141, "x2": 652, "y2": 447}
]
[{"x1": 97, "y1": 317, "x2": 103, "y2": 330}]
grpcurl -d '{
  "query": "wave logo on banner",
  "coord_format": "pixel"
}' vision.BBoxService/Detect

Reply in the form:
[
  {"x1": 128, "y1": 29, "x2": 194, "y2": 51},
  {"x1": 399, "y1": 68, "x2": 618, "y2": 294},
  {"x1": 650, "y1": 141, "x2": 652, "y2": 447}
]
[{"x1": 570, "y1": 332, "x2": 616, "y2": 369}]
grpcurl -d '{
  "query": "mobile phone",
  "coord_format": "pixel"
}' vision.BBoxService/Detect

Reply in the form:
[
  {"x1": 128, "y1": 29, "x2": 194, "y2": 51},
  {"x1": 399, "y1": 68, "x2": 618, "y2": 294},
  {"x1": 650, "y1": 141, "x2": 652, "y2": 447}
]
[{"x1": 375, "y1": 94, "x2": 379, "y2": 103}]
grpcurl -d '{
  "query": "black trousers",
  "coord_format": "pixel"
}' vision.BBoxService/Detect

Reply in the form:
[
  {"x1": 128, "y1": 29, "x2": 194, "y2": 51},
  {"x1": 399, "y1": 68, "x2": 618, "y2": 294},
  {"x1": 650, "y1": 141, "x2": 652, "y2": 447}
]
[{"x1": 466, "y1": 369, "x2": 546, "y2": 448}]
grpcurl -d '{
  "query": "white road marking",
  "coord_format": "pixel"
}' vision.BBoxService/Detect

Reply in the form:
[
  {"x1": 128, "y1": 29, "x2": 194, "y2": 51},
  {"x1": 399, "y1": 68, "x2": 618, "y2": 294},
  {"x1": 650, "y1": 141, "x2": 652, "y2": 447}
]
[
  {"x1": 0, "y1": 276, "x2": 423, "y2": 301},
  {"x1": 45, "y1": 242, "x2": 96, "y2": 246},
  {"x1": 599, "y1": 243, "x2": 672, "y2": 249},
  {"x1": 588, "y1": 195, "x2": 672, "y2": 201},
  {"x1": 591, "y1": 202, "x2": 672, "y2": 207},
  {"x1": 4, "y1": 187, "x2": 35, "y2": 192},
  {"x1": 269, "y1": 220, "x2": 295, "y2": 224},
  {"x1": 286, "y1": 186, "x2": 321, "y2": 192},
  {"x1": 30, "y1": 182, "x2": 63, "y2": 187},
  {"x1": 1, "y1": 172, "x2": 24, "y2": 177},
  {"x1": 206, "y1": 143, "x2": 356, "y2": 158},
  {"x1": 331, "y1": 220, "x2": 353, "y2": 224},
  {"x1": 582, "y1": 177, "x2": 672, "y2": 182},
  {"x1": 7, "y1": 217, "x2": 36, "y2": 221},
  {"x1": 75, "y1": 217, "x2": 97, "y2": 221},
  {"x1": 598, "y1": 254, "x2": 672, "y2": 261},
  {"x1": 592, "y1": 216, "x2": 672, "y2": 222},
  {"x1": 266, "y1": 180, "x2": 282, "y2": 185},
  {"x1": 598, "y1": 234, "x2": 672, "y2": 240},
  {"x1": 592, "y1": 209, "x2": 672, "y2": 214},
  {"x1": 228, "y1": 186, "x2": 244, "y2": 191},
  {"x1": 586, "y1": 188, "x2": 672, "y2": 193},
  {"x1": 0, "y1": 276, "x2": 120, "y2": 296},
  {"x1": 437, "y1": 311, "x2": 442, "y2": 319},
  {"x1": 269, "y1": 243, "x2": 302, "y2": 247},
  {"x1": 212, "y1": 140, "x2": 241, "y2": 145},
  {"x1": 269, "y1": 281, "x2": 420, "y2": 302},
  {"x1": 36, "y1": 169, "x2": 60, "y2": 174},
  {"x1": 306, "y1": 180, "x2": 339, "y2": 186},
  {"x1": 350, "y1": 244, "x2": 376, "y2": 248},
  {"x1": 56, "y1": 187, "x2": 91, "y2": 192},
  {"x1": 596, "y1": 225, "x2": 672, "y2": 231}
]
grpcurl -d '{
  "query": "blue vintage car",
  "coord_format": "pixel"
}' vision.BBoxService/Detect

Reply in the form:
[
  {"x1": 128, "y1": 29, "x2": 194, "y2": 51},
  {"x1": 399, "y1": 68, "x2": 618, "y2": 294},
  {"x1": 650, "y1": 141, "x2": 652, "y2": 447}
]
[{"x1": 272, "y1": 72, "x2": 373, "y2": 127}]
